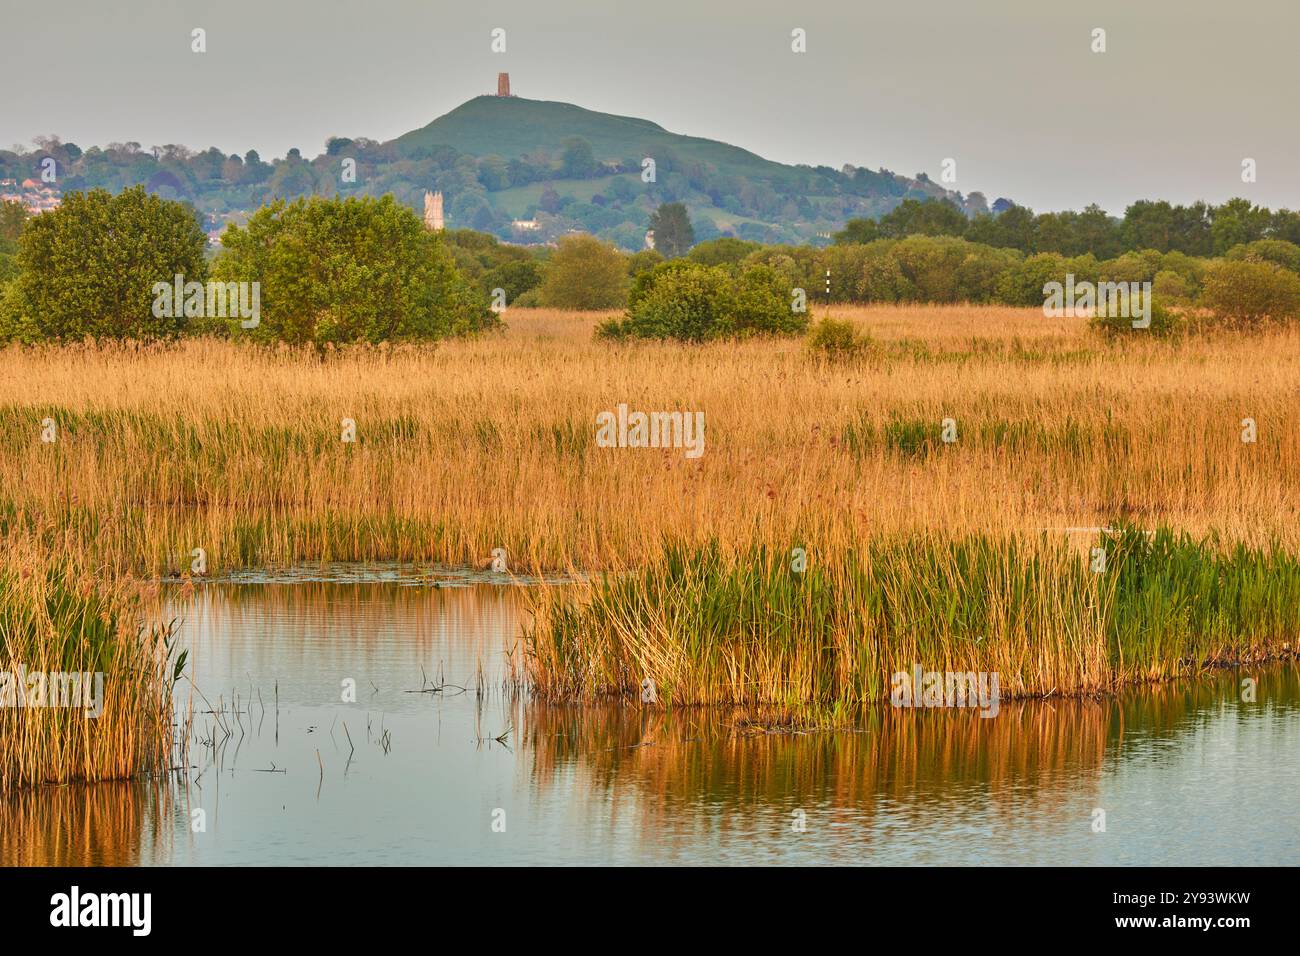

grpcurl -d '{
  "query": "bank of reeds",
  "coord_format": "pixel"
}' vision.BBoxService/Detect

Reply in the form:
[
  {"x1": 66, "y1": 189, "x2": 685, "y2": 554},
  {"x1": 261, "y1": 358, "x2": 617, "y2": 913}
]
[
  {"x1": 0, "y1": 533, "x2": 182, "y2": 794},
  {"x1": 1, "y1": 307, "x2": 1298, "y2": 578},
  {"x1": 525, "y1": 528, "x2": 1299, "y2": 722},
  {"x1": 1, "y1": 306, "x2": 1299, "y2": 730}
]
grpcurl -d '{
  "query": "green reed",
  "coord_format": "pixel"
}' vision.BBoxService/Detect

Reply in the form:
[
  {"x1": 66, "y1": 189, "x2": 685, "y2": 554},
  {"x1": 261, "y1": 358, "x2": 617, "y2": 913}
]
[{"x1": 526, "y1": 527, "x2": 1300, "y2": 722}]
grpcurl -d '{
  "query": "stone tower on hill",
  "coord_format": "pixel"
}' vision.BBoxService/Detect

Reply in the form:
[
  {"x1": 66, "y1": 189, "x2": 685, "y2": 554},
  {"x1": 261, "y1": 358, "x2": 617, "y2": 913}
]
[
  {"x1": 497, "y1": 72, "x2": 510, "y2": 97},
  {"x1": 423, "y1": 190, "x2": 444, "y2": 231}
]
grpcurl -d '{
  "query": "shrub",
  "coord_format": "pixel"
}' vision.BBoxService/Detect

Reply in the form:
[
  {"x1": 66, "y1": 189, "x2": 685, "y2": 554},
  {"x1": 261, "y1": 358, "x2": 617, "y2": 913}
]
[
  {"x1": 858, "y1": 241, "x2": 911, "y2": 302},
  {"x1": 1089, "y1": 295, "x2": 1180, "y2": 337},
  {"x1": 3, "y1": 186, "x2": 207, "y2": 342},
  {"x1": 891, "y1": 235, "x2": 972, "y2": 302},
  {"x1": 1099, "y1": 249, "x2": 1164, "y2": 285},
  {"x1": 1152, "y1": 269, "x2": 1190, "y2": 303},
  {"x1": 482, "y1": 259, "x2": 542, "y2": 305},
  {"x1": 538, "y1": 234, "x2": 629, "y2": 309},
  {"x1": 627, "y1": 248, "x2": 664, "y2": 278},
  {"x1": 806, "y1": 316, "x2": 873, "y2": 360},
  {"x1": 1200, "y1": 259, "x2": 1300, "y2": 326},
  {"x1": 688, "y1": 237, "x2": 761, "y2": 269},
  {"x1": 213, "y1": 194, "x2": 493, "y2": 345},
  {"x1": 600, "y1": 261, "x2": 807, "y2": 341},
  {"x1": 994, "y1": 253, "x2": 1069, "y2": 307},
  {"x1": 1225, "y1": 238, "x2": 1300, "y2": 274}
]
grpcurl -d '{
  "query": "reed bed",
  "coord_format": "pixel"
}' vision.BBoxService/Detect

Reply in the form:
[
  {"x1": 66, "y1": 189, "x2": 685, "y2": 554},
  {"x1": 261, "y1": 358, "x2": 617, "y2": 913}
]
[
  {"x1": 0, "y1": 305, "x2": 1297, "y2": 578},
  {"x1": 524, "y1": 529, "x2": 1300, "y2": 721},
  {"x1": 0, "y1": 532, "x2": 181, "y2": 794},
  {"x1": 1, "y1": 304, "x2": 1298, "y2": 726}
]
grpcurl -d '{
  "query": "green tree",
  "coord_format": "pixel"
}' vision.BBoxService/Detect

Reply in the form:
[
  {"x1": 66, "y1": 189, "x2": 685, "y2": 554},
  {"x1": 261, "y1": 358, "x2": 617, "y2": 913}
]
[
  {"x1": 2, "y1": 186, "x2": 206, "y2": 341},
  {"x1": 0, "y1": 202, "x2": 26, "y2": 287},
  {"x1": 538, "y1": 233, "x2": 629, "y2": 309},
  {"x1": 1211, "y1": 198, "x2": 1271, "y2": 255},
  {"x1": 0, "y1": 201, "x2": 26, "y2": 243},
  {"x1": 994, "y1": 253, "x2": 1069, "y2": 307},
  {"x1": 213, "y1": 194, "x2": 493, "y2": 345},
  {"x1": 560, "y1": 137, "x2": 597, "y2": 179},
  {"x1": 627, "y1": 248, "x2": 665, "y2": 277},
  {"x1": 1200, "y1": 260, "x2": 1300, "y2": 325},
  {"x1": 648, "y1": 202, "x2": 695, "y2": 257},
  {"x1": 688, "y1": 237, "x2": 761, "y2": 268},
  {"x1": 832, "y1": 217, "x2": 881, "y2": 244},
  {"x1": 483, "y1": 259, "x2": 543, "y2": 304},
  {"x1": 602, "y1": 261, "x2": 806, "y2": 341},
  {"x1": 878, "y1": 198, "x2": 967, "y2": 239},
  {"x1": 1225, "y1": 238, "x2": 1300, "y2": 273}
]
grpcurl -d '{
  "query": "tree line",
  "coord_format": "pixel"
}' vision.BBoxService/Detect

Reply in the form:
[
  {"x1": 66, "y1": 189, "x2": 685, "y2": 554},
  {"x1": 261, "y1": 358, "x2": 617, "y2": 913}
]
[{"x1": 3, "y1": 190, "x2": 1299, "y2": 347}]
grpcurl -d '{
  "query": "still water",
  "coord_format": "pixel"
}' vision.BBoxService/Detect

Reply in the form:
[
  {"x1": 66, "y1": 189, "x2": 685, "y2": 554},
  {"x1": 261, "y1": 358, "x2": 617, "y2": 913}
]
[{"x1": 5, "y1": 570, "x2": 1299, "y2": 866}]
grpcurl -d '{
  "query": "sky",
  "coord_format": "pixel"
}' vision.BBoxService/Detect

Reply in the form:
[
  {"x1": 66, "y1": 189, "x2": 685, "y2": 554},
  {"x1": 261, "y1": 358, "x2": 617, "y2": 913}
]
[{"x1": 4, "y1": 0, "x2": 1298, "y2": 215}]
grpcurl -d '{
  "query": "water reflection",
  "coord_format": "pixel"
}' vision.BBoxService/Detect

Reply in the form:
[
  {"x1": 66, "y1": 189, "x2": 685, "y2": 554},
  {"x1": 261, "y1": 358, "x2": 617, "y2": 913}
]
[{"x1": 3, "y1": 577, "x2": 1297, "y2": 866}]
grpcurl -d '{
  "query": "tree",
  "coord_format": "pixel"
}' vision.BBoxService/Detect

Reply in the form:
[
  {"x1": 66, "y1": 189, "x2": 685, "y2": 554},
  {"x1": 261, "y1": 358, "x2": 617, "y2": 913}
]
[
  {"x1": 648, "y1": 202, "x2": 695, "y2": 257},
  {"x1": 688, "y1": 237, "x2": 761, "y2": 268},
  {"x1": 878, "y1": 198, "x2": 967, "y2": 239},
  {"x1": 832, "y1": 217, "x2": 880, "y2": 244},
  {"x1": 0, "y1": 202, "x2": 25, "y2": 286},
  {"x1": 2, "y1": 186, "x2": 207, "y2": 341},
  {"x1": 213, "y1": 195, "x2": 493, "y2": 345},
  {"x1": 1200, "y1": 260, "x2": 1300, "y2": 325},
  {"x1": 538, "y1": 234, "x2": 628, "y2": 309},
  {"x1": 1211, "y1": 198, "x2": 1271, "y2": 255},
  {"x1": 0, "y1": 201, "x2": 26, "y2": 243},
  {"x1": 1225, "y1": 239, "x2": 1300, "y2": 273},
  {"x1": 560, "y1": 137, "x2": 597, "y2": 179},
  {"x1": 538, "y1": 185, "x2": 562, "y2": 214},
  {"x1": 483, "y1": 259, "x2": 543, "y2": 304},
  {"x1": 601, "y1": 261, "x2": 805, "y2": 341}
]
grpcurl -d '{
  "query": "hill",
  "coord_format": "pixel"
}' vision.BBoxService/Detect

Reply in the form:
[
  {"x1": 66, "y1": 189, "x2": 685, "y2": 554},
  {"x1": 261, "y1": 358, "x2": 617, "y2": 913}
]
[
  {"x1": 387, "y1": 94, "x2": 974, "y2": 246},
  {"x1": 0, "y1": 93, "x2": 986, "y2": 249},
  {"x1": 397, "y1": 96, "x2": 809, "y2": 185}
]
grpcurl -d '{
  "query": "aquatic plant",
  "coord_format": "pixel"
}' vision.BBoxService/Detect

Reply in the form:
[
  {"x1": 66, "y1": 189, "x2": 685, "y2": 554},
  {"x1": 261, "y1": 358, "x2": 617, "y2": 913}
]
[{"x1": 525, "y1": 528, "x2": 1300, "y2": 722}]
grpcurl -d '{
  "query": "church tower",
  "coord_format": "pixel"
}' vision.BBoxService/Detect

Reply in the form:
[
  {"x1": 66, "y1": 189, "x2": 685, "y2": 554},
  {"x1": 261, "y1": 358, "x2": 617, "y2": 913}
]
[
  {"x1": 423, "y1": 191, "x2": 444, "y2": 231},
  {"x1": 497, "y1": 72, "x2": 511, "y2": 97}
]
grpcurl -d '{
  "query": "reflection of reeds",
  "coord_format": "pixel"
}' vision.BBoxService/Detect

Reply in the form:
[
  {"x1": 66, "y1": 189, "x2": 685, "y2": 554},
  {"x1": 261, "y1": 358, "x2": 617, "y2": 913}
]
[
  {"x1": 522, "y1": 665, "x2": 1296, "y2": 851},
  {"x1": 0, "y1": 777, "x2": 172, "y2": 866},
  {"x1": 523, "y1": 701, "x2": 1110, "y2": 800},
  {"x1": 0, "y1": 535, "x2": 181, "y2": 794},
  {"x1": 170, "y1": 580, "x2": 525, "y2": 689},
  {"x1": 527, "y1": 531, "x2": 1300, "y2": 721}
]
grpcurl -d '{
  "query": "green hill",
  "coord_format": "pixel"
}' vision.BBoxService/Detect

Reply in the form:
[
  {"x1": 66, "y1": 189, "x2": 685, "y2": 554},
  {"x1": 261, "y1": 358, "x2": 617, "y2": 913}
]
[
  {"x1": 395, "y1": 96, "x2": 804, "y2": 186},
  {"x1": 383, "y1": 94, "x2": 970, "y2": 247},
  {"x1": 7, "y1": 93, "x2": 981, "y2": 250}
]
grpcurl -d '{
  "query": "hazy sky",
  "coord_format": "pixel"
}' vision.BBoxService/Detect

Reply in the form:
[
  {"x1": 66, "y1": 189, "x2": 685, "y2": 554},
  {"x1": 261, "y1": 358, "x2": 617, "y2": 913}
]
[{"x1": 5, "y1": 0, "x2": 1298, "y2": 214}]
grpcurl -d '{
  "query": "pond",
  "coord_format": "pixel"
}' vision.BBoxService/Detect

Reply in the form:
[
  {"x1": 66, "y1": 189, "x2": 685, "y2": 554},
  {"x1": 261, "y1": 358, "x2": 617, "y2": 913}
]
[{"x1": 4, "y1": 570, "x2": 1298, "y2": 866}]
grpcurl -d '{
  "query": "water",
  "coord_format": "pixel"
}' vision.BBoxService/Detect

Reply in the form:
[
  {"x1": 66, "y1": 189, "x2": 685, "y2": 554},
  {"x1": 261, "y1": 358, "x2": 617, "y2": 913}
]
[{"x1": 5, "y1": 572, "x2": 1299, "y2": 866}]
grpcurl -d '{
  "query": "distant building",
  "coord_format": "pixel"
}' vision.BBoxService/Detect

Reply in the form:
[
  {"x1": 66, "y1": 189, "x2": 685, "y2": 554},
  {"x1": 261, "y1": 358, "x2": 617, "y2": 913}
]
[
  {"x1": 497, "y1": 72, "x2": 511, "y2": 97},
  {"x1": 423, "y1": 191, "x2": 444, "y2": 231},
  {"x1": 644, "y1": 229, "x2": 655, "y2": 250},
  {"x1": 511, "y1": 219, "x2": 538, "y2": 232}
]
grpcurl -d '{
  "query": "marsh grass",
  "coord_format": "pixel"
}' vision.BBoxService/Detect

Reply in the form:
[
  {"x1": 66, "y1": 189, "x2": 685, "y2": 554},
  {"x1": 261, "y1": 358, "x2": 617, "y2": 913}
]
[
  {"x1": 0, "y1": 534, "x2": 182, "y2": 794},
  {"x1": 525, "y1": 528, "x2": 1299, "y2": 722},
  {"x1": 1, "y1": 305, "x2": 1298, "y2": 727},
  {"x1": 1, "y1": 306, "x2": 1298, "y2": 577}
]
